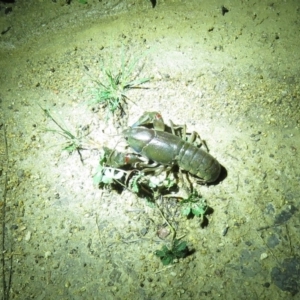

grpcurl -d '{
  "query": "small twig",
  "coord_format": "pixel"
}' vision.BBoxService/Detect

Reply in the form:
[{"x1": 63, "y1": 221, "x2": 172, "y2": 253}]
[
  {"x1": 154, "y1": 264, "x2": 175, "y2": 274},
  {"x1": 1, "y1": 122, "x2": 12, "y2": 300},
  {"x1": 121, "y1": 239, "x2": 143, "y2": 244},
  {"x1": 285, "y1": 224, "x2": 294, "y2": 256},
  {"x1": 156, "y1": 202, "x2": 176, "y2": 242}
]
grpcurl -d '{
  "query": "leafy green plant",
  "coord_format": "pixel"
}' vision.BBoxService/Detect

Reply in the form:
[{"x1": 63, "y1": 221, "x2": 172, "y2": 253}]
[
  {"x1": 94, "y1": 147, "x2": 177, "y2": 197},
  {"x1": 180, "y1": 191, "x2": 208, "y2": 221},
  {"x1": 155, "y1": 239, "x2": 189, "y2": 265},
  {"x1": 94, "y1": 166, "x2": 125, "y2": 186},
  {"x1": 91, "y1": 50, "x2": 150, "y2": 120},
  {"x1": 147, "y1": 174, "x2": 175, "y2": 190},
  {"x1": 129, "y1": 172, "x2": 145, "y2": 193},
  {"x1": 93, "y1": 148, "x2": 126, "y2": 187}
]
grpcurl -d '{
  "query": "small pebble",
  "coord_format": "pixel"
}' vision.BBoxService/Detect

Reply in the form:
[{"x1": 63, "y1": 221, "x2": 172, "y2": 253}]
[
  {"x1": 44, "y1": 251, "x2": 52, "y2": 259},
  {"x1": 24, "y1": 231, "x2": 31, "y2": 242},
  {"x1": 260, "y1": 252, "x2": 268, "y2": 260}
]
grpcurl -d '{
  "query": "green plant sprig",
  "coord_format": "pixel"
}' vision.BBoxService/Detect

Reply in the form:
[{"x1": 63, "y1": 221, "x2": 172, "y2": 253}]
[
  {"x1": 180, "y1": 191, "x2": 207, "y2": 217},
  {"x1": 39, "y1": 105, "x2": 92, "y2": 163},
  {"x1": 154, "y1": 199, "x2": 189, "y2": 265},
  {"x1": 90, "y1": 50, "x2": 151, "y2": 121},
  {"x1": 155, "y1": 239, "x2": 189, "y2": 266}
]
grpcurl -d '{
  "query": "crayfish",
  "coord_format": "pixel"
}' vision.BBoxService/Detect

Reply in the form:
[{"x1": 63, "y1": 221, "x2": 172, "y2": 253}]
[{"x1": 104, "y1": 111, "x2": 221, "y2": 183}]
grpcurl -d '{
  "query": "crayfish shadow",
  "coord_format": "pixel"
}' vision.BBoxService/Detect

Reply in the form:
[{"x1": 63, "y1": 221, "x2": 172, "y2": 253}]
[
  {"x1": 207, "y1": 164, "x2": 227, "y2": 186},
  {"x1": 100, "y1": 182, "x2": 125, "y2": 194},
  {"x1": 186, "y1": 247, "x2": 196, "y2": 258},
  {"x1": 218, "y1": 165, "x2": 227, "y2": 183}
]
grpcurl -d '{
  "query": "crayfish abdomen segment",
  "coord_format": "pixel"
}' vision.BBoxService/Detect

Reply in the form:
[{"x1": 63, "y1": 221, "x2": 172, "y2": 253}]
[{"x1": 176, "y1": 142, "x2": 221, "y2": 183}]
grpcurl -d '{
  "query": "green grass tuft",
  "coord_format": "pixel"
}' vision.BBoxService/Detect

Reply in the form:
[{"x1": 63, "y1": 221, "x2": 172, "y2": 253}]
[
  {"x1": 39, "y1": 105, "x2": 89, "y2": 160},
  {"x1": 90, "y1": 49, "x2": 151, "y2": 120}
]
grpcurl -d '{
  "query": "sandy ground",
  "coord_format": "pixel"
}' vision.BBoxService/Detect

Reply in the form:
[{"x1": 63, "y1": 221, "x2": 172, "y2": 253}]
[{"x1": 0, "y1": 0, "x2": 300, "y2": 299}]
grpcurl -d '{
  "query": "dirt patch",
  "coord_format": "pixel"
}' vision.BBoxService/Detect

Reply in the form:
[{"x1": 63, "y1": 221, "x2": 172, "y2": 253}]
[{"x1": 1, "y1": 0, "x2": 300, "y2": 299}]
